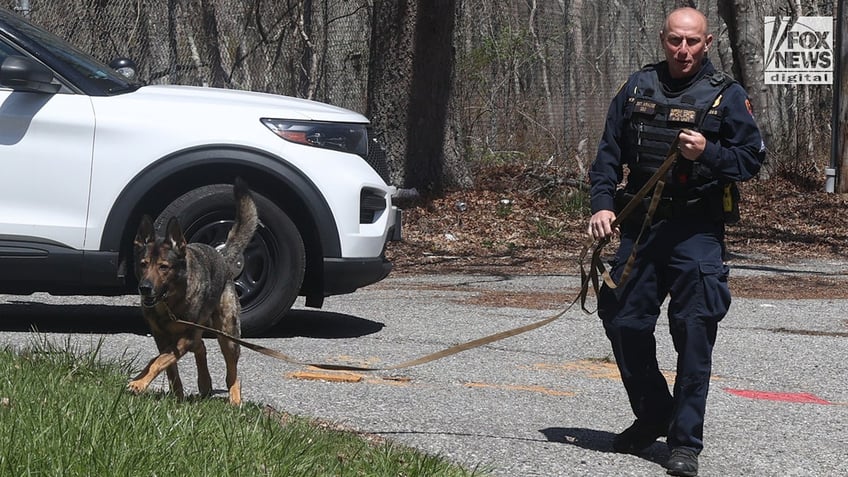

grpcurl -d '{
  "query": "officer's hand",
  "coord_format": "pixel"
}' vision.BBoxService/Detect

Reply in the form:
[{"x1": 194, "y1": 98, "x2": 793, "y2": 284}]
[
  {"x1": 588, "y1": 210, "x2": 618, "y2": 240},
  {"x1": 677, "y1": 128, "x2": 706, "y2": 161}
]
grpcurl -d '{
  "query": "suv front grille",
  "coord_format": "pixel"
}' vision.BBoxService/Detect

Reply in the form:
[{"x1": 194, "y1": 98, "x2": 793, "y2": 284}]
[{"x1": 364, "y1": 131, "x2": 391, "y2": 184}]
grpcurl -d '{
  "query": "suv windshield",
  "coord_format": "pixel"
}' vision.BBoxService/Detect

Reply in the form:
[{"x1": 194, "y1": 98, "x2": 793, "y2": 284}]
[{"x1": 2, "y1": 11, "x2": 140, "y2": 94}]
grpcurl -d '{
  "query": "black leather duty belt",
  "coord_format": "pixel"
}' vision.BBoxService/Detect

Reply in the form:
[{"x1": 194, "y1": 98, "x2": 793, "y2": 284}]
[{"x1": 615, "y1": 191, "x2": 708, "y2": 221}]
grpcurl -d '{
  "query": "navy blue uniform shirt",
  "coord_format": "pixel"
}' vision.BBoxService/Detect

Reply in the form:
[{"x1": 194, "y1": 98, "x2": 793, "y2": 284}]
[{"x1": 589, "y1": 58, "x2": 766, "y2": 214}]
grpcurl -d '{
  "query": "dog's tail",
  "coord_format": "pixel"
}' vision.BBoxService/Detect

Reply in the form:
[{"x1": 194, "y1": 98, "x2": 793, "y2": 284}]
[{"x1": 222, "y1": 177, "x2": 260, "y2": 275}]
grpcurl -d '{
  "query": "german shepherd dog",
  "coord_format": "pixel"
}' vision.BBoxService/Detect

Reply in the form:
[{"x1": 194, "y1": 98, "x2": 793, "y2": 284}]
[{"x1": 129, "y1": 179, "x2": 258, "y2": 405}]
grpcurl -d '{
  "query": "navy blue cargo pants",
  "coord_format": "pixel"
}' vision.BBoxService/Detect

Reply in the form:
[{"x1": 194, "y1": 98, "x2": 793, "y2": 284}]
[{"x1": 597, "y1": 216, "x2": 731, "y2": 453}]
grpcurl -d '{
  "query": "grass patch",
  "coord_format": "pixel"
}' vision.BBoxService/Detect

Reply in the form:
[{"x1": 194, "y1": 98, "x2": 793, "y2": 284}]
[{"x1": 0, "y1": 336, "x2": 486, "y2": 476}]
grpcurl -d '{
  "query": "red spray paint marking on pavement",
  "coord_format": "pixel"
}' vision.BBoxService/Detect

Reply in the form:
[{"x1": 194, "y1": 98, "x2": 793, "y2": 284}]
[{"x1": 724, "y1": 388, "x2": 833, "y2": 405}]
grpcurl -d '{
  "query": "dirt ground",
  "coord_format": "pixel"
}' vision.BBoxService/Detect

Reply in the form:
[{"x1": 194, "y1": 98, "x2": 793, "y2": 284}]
[{"x1": 385, "y1": 170, "x2": 848, "y2": 302}]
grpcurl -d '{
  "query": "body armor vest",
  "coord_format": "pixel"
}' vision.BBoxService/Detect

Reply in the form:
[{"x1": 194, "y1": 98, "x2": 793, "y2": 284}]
[{"x1": 623, "y1": 65, "x2": 733, "y2": 195}]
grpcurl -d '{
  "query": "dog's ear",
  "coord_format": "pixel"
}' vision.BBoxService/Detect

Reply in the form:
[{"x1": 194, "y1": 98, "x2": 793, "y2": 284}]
[
  {"x1": 134, "y1": 215, "x2": 155, "y2": 250},
  {"x1": 165, "y1": 216, "x2": 187, "y2": 251}
]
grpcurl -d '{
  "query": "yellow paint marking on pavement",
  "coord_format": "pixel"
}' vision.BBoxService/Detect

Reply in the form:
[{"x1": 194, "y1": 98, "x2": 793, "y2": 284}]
[
  {"x1": 464, "y1": 381, "x2": 576, "y2": 397},
  {"x1": 531, "y1": 359, "x2": 677, "y2": 381},
  {"x1": 531, "y1": 359, "x2": 727, "y2": 383},
  {"x1": 288, "y1": 368, "x2": 364, "y2": 383},
  {"x1": 287, "y1": 367, "x2": 413, "y2": 386},
  {"x1": 531, "y1": 360, "x2": 623, "y2": 380}
]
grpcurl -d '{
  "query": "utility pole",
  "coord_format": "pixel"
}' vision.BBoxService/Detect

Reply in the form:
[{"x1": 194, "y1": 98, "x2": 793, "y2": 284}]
[{"x1": 833, "y1": 0, "x2": 848, "y2": 192}]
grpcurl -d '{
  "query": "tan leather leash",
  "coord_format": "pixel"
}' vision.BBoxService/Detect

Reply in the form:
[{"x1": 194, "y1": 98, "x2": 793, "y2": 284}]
[
  {"x1": 577, "y1": 137, "x2": 681, "y2": 311},
  {"x1": 173, "y1": 308, "x2": 575, "y2": 372},
  {"x1": 170, "y1": 139, "x2": 682, "y2": 372}
]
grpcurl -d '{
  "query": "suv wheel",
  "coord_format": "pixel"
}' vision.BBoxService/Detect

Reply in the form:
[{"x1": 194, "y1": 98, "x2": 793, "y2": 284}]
[{"x1": 155, "y1": 184, "x2": 306, "y2": 336}]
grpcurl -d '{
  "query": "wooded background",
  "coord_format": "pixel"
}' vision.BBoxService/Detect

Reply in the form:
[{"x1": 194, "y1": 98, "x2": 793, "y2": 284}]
[{"x1": 6, "y1": 0, "x2": 838, "y2": 194}]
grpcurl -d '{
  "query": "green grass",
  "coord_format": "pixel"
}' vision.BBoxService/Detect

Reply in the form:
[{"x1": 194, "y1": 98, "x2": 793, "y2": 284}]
[{"x1": 0, "y1": 336, "x2": 486, "y2": 477}]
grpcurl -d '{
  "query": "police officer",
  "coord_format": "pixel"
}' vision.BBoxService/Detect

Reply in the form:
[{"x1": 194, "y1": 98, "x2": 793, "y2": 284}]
[{"x1": 587, "y1": 7, "x2": 765, "y2": 477}]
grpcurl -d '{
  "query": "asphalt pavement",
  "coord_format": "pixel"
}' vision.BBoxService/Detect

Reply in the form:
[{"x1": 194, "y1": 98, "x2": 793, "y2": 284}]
[{"x1": 1, "y1": 258, "x2": 846, "y2": 477}]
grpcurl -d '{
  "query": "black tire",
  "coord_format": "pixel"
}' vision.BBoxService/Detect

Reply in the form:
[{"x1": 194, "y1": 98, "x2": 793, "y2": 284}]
[{"x1": 155, "y1": 184, "x2": 306, "y2": 337}]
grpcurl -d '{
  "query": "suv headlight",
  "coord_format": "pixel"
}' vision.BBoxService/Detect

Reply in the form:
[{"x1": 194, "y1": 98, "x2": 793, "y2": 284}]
[{"x1": 261, "y1": 119, "x2": 368, "y2": 157}]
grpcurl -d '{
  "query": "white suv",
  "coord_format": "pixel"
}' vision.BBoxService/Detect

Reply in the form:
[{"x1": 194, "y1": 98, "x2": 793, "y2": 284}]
[{"x1": 0, "y1": 9, "x2": 400, "y2": 336}]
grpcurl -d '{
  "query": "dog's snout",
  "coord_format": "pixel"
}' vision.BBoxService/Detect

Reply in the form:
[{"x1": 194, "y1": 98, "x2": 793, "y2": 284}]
[{"x1": 138, "y1": 280, "x2": 154, "y2": 296}]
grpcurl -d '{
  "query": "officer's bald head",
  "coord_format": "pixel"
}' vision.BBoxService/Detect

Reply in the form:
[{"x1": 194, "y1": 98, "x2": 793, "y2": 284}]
[
  {"x1": 660, "y1": 7, "x2": 713, "y2": 79},
  {"x1": 662, "y1": 7, "x2": 710, "y2": 37}
]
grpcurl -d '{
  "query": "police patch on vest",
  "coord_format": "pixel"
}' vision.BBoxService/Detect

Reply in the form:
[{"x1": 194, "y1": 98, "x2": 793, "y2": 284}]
[{"x1": 668, "y1": 108, "x2": 697, "y2": 123}]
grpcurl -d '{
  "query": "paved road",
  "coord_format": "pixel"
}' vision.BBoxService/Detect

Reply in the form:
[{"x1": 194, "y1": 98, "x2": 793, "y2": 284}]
[{"x1": 1, "y1": 259, "x2": 846, "y2": 476}]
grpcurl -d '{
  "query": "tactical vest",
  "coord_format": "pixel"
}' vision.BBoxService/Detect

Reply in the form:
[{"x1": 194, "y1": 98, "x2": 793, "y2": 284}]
[{"x1": 622, "y1": 66, "x2": 734, "y2": 194}]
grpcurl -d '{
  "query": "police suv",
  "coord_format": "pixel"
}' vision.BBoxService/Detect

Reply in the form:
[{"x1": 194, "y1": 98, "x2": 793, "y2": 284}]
[{"x1": 0, "y1": 8, "x2": 400, "y2": 336}]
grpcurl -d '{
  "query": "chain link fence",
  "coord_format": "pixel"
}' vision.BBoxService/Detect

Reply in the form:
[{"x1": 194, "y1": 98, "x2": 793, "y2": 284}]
[
  {"x1": 4, "y1": 0, "x2": 838, "y2": 187},
  {"x1": 7, "y1": 0, "x2": 371, "y2": 114}
]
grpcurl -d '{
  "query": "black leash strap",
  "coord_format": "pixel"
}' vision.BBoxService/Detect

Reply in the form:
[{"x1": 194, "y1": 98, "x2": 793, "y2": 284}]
[{"x1": 173, "y1": 141, "x2": 681, "y2": 372}]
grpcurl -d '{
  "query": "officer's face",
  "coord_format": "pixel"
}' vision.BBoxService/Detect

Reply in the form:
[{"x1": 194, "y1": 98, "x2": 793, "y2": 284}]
[{"x1": 660, "y1": 10, "x2": 713, "y2": 79}]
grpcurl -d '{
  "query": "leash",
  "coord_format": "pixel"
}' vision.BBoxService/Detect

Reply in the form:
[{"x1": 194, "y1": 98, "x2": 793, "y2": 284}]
[
  {"x1": 577, "y1": 137, "x2": 680, "y2": 311},
  {"x1": 169, "y1": 141, "x2": 682, "y2": 372},
  {"x1": 173, "y1": 309, "x2": 574, "y2": 372}
]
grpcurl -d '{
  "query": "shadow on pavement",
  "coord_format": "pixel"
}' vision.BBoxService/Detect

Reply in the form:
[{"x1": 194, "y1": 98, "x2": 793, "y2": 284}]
[
  {"x1": 0, "y1": 302, "x2": 147, "y2": 334},
  {"x1": 262, "y1": 308, "x2": 384, "y2": 339},
  {"x1": 539, "y1": 427, "x2": 670, "y2": 465},
  {"x1": 0, "y1": 302, "x2": 384, "y2": 340}
]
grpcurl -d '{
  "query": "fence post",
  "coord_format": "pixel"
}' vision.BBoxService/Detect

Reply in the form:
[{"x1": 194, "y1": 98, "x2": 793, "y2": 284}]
[{"x1": 833, "y1": 0, "x2": 847, "y2": 193}]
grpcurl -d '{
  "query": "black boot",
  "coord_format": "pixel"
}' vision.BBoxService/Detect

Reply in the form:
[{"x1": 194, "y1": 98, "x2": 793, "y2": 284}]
[
  {"x1": 666, "y1": 447, "x2": 699, "y2": 476},
  {"x1": 612, "y1": 419, "x2": 668, "y2": 454}
]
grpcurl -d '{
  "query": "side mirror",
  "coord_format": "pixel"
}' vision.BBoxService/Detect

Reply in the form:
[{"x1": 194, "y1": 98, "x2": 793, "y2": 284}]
[
  {"x1": 109, "y1": 57, "x2": 137, "y2": 81},
  {"x1": 0, "y1": 56, "x2": 60, "y2": 94}
]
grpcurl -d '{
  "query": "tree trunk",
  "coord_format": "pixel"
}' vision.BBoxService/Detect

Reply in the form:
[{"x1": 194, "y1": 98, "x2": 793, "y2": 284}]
[
  {"x1": 296, "y1": 0, "x2": 319, "y2": 99},
  {"x1": 167, "y1": 0, "x2": 181, "y2": 84},
  {"x1": 197, "y1": 0, "x2": 228, "y2": 88},
  {"x1": 563, "y1": 0, "x2": 587, "y2": 176},
  {"x1": 366, "y1": 0, "x2": 416, "y2": 186},
  {"x1": 717, "y1": 0, "x2": 771, "y2": 166},
  {"x1": 837, "y1": 0, "x2": 848, "y2": 192},
  {"x1": 404, "y1": 0, "x2": 457, "y2": 194}
]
